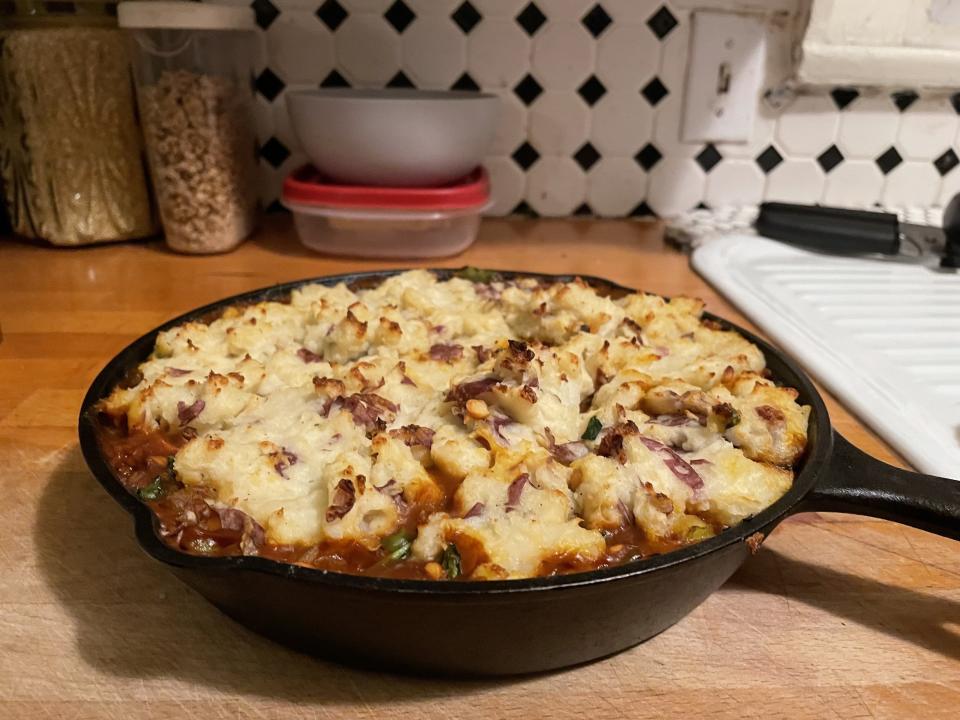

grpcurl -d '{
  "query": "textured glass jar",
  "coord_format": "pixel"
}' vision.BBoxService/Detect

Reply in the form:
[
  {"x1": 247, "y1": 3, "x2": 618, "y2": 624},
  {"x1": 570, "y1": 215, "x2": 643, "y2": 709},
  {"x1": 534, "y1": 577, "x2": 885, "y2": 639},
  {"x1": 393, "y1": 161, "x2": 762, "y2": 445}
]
[{"x1": 0, "y1": 1, "x2": 156, "y2": 245}]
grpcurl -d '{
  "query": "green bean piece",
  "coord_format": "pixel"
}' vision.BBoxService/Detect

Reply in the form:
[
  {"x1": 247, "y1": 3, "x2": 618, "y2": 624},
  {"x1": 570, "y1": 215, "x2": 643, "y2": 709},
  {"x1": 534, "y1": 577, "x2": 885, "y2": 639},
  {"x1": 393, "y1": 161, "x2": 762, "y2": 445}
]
[
  {"x1": 581, "y1": 416, "x2": 602, "y2": 441},
  {"x1": 441, "y1": 543, "x2": 461, "y2": 579},
  {"x1": 137, "y1": 476, "x2": 165, "y2": 501}
]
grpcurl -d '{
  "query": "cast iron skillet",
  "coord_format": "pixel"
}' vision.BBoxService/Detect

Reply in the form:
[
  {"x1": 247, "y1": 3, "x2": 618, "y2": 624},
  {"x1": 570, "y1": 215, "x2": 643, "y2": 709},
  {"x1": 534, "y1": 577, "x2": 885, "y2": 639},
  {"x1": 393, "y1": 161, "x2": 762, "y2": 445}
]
[{"x1": 77, "y1": 269, "x2": 960, "y2": 676}]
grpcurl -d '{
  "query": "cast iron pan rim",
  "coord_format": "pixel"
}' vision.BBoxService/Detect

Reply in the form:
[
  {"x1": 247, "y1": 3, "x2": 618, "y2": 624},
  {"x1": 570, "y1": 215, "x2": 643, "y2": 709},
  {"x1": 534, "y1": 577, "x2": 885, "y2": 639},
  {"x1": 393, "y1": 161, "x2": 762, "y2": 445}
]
[{"x1": 78, "y1": 267, "x2": 833, "y2": 596}]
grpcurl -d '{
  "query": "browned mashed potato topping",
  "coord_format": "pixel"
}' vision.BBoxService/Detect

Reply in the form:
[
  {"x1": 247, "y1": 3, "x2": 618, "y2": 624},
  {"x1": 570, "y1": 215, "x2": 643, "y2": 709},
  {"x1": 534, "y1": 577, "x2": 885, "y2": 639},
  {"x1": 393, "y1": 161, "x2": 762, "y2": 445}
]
[{"x1": 96, "y1": 270, "x2": 809, "y2": 580}]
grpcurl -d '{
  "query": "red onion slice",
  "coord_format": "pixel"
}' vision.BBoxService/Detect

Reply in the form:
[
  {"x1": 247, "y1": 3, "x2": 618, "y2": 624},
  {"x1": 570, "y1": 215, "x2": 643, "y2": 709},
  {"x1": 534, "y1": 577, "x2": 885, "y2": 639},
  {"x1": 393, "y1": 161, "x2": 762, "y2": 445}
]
[
  {"x1": 636, "y1": 436, "x2": 704, "y2": 490},
  {"x1": 176, "y1": 399, "x2": 205, "y2": 425}
]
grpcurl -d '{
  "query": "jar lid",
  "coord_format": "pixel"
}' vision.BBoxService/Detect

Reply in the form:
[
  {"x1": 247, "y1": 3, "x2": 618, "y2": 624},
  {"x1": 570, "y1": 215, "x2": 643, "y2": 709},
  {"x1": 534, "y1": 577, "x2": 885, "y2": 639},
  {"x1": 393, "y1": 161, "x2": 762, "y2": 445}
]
[
  {"x1": 118, "y1": 1, "x2": 255, "y2": 30},
  {"x1": 282, "y1": 166, "x2": 490, "y2": 211}
]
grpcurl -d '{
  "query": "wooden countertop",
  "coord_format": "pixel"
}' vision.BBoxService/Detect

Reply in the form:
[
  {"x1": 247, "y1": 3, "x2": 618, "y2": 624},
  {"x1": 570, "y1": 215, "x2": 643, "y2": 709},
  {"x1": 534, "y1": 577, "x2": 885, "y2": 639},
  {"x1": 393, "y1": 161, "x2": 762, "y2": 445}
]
[{"x1": 1, "y1": 217, "x2": 957, "y2": 719}]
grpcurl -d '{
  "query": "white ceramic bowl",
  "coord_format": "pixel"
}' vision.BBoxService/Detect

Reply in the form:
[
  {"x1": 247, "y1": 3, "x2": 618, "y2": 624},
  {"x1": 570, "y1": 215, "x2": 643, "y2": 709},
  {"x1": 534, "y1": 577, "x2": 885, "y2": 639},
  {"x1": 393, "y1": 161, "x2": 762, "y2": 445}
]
[{"x1": 286, "y1": 88, "x2": 499, "y2": 187}]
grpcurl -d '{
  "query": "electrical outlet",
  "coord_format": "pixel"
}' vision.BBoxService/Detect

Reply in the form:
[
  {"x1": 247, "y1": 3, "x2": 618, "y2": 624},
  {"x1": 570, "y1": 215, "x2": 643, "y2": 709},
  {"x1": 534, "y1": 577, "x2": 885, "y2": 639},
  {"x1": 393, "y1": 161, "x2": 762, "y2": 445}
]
[{"x1": 681, "y1": 10, "x2": 767, "y2": 144}]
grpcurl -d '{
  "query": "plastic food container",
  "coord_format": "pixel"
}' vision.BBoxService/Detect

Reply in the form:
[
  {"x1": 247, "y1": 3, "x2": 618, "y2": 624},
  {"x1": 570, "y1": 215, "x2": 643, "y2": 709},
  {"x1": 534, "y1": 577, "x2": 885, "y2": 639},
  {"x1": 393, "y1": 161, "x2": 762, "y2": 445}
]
[
  {"x1": 282, "y1": 166, "x2": 491, "y2": 259},
  {"x1": 118, "y1": 1, "x2": 259, "y2": 254}
]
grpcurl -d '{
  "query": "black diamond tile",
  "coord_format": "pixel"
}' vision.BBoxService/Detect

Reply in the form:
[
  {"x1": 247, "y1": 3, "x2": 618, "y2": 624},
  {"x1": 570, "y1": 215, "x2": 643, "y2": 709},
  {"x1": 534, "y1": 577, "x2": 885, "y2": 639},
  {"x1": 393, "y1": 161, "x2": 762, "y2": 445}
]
[
  {"x1": 387, "y1": 70, "x2": 415, "y2": 88},
  {"x1": 577, "y1": 75, "x2": 606, "y2": 106},
  {"x1": 581, "y1": 4, "x2": 612, "y2": 38},
  {"x1": 935, "y1": 148, "x2": 959, "y2": 176},
  {"x1": 696, "y1": 202, "x2": 711, "y2": 210},
  {"x1": 260, "y1": 137, "x2": 290, "y2": 168},
  {"x1": 451, "y1": 72, "x2": 480, "y2": 91},
  {"x1": 251, "y1": 0, "x2": 279, "y2": 29},
  {"x1": 817, "y1": 144, "x2": 844, "y2": 173},
  {"x1": 320, "y1": 69, "x2": 351, "y2": 88},
  {"x1": 513, "y1": 73, "x2": 543, "y2": 105},
  {"x1": 512, "y1": 141, "x2": 540, "y2": 170},
  {"x1": 451, "y1": 0, "x2": 481, "y2": 33},
  {"x1": 315, "y1": 0, "x2": 347, "y2": 31},
  {"x1": 830, "y1": 87, "x2": 859, "y2": 110},
  {"x1": 695, "y1": 143, "x2": 722, "y2": 173},
  {"x1": 647, "y1": 4, "x2": 677, "y2": 40},
  {"x1": 951, "y1": 92, "x2": 960, "y2": 115},
  {"x1": 574, "y1": 142, "x2": 601, "y2": 171},
  {"x1": 640, "y1": 77, "x2": 668, "y2": 106},
  {"x1": 756, "y1": 145, "x2": 784, "y2": 174},
  {"x1": 512, "y1": 200, "x2": 538, "y2": 217},
  {"x1": 515, "y1": 1, "x2": 546, "y2": 36},
  {"x1": 266, "y1": 199, "x2": 286, "y2": 214},
  {"x1": 573, "y1": 202, "x2": 593, "y2": 216},
  {"x1": 254, "y1": 68, "x2": 285, "y2": 102},
  {"x1": 634, "y1": 143, "x2": 662, "y2": 171},
  {"x1": 876, "y1": 146, "x2": 903, "y2": 175},
  {"x1": 892, "y1": 90, "x2": 918, "y2": 112},
  {"x1": 629, "y1": 201, "x2": 656, "y2": 218},
  {"x1": 384, "y1": 0, "x2": 415, "y2": 33}
]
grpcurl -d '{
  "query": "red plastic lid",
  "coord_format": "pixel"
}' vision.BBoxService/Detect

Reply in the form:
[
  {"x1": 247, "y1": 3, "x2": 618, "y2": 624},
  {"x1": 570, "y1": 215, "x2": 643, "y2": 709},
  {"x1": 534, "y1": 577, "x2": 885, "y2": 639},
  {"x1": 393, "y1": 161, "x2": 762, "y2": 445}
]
[{"x1": 282, "y1": 166, "x2": 490, "y2": 210}]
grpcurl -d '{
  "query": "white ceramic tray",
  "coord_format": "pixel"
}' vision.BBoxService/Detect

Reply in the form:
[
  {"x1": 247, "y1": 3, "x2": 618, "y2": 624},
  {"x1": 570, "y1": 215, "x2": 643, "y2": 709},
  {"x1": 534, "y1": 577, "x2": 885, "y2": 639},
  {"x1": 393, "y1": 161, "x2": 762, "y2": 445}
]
[{"x1": 692, "y1": 234, "x2": 959, "y2": 480}]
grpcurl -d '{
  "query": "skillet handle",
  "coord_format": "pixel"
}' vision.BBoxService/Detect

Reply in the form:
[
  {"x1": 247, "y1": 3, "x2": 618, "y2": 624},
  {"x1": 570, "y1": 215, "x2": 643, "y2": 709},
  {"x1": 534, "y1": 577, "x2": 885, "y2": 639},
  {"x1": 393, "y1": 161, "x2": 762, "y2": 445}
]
[{"x1": 800, "y1": 433, "x2": 960, "y2": 540}]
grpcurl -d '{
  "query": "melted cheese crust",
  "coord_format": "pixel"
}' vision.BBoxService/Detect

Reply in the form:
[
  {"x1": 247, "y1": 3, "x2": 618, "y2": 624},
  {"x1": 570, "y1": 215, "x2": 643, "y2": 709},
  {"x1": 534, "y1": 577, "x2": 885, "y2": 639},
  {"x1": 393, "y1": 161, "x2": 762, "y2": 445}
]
[{"x1": 102, "y1": 270, "x2": 809, "y2": 579}]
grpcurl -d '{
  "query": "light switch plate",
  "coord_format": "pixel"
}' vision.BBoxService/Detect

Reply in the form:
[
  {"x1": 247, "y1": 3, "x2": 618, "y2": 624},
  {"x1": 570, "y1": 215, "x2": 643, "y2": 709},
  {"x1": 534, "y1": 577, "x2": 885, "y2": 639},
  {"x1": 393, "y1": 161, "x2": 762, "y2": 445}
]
[{"x1": 681, "y1": 10, "x2": 767, "y2": 144}]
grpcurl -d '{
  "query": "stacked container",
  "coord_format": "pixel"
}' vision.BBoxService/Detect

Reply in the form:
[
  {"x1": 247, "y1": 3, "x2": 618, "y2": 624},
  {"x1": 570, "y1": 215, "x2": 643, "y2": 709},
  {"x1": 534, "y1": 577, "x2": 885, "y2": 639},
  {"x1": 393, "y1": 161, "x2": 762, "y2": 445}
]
[{"x1": 282, "y1": 166, "x2": 491, "y2": 259}]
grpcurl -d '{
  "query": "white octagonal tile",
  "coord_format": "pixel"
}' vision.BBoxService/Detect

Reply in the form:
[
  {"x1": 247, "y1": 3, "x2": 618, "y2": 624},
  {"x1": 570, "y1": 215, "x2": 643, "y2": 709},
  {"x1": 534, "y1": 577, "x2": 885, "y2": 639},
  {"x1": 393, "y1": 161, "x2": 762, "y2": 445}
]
[
  {"x1": 470, "y1": 0, "x2": 526, "y2": 16},
  {"x1": 602, "y1": 0, "x2": 663, "y2": 22},
  {"x1": 335, "y1": 14, "x2": 401, "y2": 86},
  {"x1": 587, "y1": 158, "x2": 647, "y2": 217},
  {"x1": 267, "y1": 12, "x2": 335, "y2": 85},
  {"x1": 484, "y1": 155, "x2": 526, "y2": 216},
  {"x1": 539, "y1": 0, "x2": 594, "y2": 21},
  {"x1": 897, "y1": 98, "x2": 959, "y2": 161},
  {"x1": 836, "y1": 94, "x2": 900, "y2": 160},
  {"x1": 882, "y1": 161, "x2": 941, "y2": 207},
  {"x1": 526, "y1": 156, "x2": 587, "y2": 216},
  {"x1": 595, "y1": 23, "x2": 660, "y2": 90},
  {"x1": 467, "y1": 16, "x2": 531, "y2": 89},
  {"x1": 589, "y1": 89, "x2": 653, "y2": 156},
  {"x1": 528, "y1": 91, "x2": 589, "y2": 155},
  {"x1": 763, "y1": 159, "x2": 824, "y2": 203},
  {"x1": 775, "y1": 94, "x2": 840, "y2": 157},
  {"x1": 341, "y1": 0, "x2": 394, "y2": 11},
  {"x1": 531, "y1": 21, "x2": 594, "y2": 91},
  {"x1": 488, "y1": 91, "x2": 527, "y2": 156},
  {"x1": 821, "y1": 160, "x2": 884, "y2": 208},
  {"x1": 402, "y1": 16, "x2": 467, "y2": 89},
  {"x1": 937, "y1": 164, "x2": 960, "y2": 207},
  {"x1": 704, "y1": 160, "x2": 765, "y2": 208},
  {"x1": 405, "y1": 0, "x2": 459, "y2": 13},
  {"x1": 646, "y1": 157, "x2": 706, "y2": 217}
]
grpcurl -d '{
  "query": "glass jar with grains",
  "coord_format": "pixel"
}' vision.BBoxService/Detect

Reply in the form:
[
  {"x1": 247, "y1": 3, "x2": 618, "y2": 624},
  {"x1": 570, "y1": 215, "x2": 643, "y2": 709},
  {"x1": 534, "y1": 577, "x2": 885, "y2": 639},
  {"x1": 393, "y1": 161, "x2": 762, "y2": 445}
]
[
  {"x1": 0, "y1": 1, "x2": 157, "y2": 245},
  {"x1": 118, "y1": 1, "x2": 259, "y2": 254}
]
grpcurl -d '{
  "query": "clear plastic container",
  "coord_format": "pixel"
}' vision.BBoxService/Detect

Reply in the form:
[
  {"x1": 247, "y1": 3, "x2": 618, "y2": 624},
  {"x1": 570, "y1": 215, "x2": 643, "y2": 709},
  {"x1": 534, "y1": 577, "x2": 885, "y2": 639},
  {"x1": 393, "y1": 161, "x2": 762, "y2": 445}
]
[
  {"x1": 118, "y1": 1, "x2": 259, "y2": 254},
  {"x1": 282, "y1": 166, "x2": 491, "y2": 259}
]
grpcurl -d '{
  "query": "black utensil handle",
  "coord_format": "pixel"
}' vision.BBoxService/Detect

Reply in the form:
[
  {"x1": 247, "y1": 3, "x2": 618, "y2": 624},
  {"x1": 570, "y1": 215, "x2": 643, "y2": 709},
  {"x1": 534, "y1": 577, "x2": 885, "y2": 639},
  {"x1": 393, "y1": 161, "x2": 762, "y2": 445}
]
[
  {"x1": 755, "y1": 202, "x2": 901, "y2": 255},
  {"x1": 802, "y1": 433, "x2": 960, "y2": 540}
]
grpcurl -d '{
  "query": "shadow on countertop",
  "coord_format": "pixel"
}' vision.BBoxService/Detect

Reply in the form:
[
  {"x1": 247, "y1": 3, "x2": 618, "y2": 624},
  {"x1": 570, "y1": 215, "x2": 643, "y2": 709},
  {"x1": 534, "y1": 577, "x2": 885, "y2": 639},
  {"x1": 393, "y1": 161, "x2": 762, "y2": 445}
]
[
  {"x1": 35, "y1": 447, "x2": 960, "y2": 702},
  {"x1": 34, "y1": 446, "x2": 525, "y2": 703},
  {"x1": 726, "y1": 545, "x2": 960, "y2": 662}
]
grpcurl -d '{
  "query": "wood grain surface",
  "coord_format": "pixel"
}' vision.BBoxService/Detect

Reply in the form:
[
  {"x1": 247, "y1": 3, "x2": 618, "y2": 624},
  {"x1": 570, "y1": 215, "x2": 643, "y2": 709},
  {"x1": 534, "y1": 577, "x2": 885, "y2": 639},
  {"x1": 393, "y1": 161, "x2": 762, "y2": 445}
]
[{"x1": 1, "y1": 217, "x2": 957, "y2": 719}]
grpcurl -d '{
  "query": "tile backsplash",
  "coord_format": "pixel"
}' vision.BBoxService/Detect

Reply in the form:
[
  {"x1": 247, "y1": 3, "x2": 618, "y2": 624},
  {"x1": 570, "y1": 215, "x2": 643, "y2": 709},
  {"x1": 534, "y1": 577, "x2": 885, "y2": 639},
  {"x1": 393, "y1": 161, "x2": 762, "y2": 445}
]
[{"x1": 240, "y1": 0, "x2": 960, "y2": 217}]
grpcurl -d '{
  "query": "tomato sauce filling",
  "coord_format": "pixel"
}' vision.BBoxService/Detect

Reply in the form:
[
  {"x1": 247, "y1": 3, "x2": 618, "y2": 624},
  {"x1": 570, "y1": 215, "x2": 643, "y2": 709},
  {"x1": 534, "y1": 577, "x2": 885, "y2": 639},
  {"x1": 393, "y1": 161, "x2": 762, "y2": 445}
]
[{"x1": 94, "y1": 413, "x2": 721, "y2": 581}]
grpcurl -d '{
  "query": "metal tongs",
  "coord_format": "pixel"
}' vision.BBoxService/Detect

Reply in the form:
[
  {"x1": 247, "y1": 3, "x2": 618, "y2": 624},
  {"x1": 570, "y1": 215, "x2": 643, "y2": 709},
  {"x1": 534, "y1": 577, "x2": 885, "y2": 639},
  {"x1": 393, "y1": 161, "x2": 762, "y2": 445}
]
[{"x1": 755, "y1": 198, "x2": 960, "y2": 270}]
